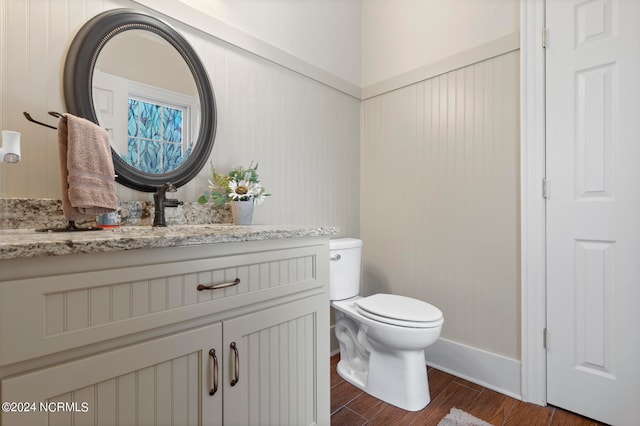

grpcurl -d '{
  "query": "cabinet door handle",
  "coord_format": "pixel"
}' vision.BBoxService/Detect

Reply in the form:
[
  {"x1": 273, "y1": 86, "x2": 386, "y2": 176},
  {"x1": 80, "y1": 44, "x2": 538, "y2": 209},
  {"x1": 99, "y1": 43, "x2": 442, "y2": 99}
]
[
  {"x1": 197, "y1": 278, "x2": 240, "y2": 291},
  {"x1": 230, "y1": 342, "x2": 239, "y2": 386},
  {"x1": 208, "y1": 349, "x2": 218, "y2": 396}
]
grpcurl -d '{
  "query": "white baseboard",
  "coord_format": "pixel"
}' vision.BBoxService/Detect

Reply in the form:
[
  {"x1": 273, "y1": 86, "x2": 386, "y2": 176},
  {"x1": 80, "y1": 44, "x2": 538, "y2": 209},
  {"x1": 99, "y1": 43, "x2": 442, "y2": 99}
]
[
  {"x1": 330, "y1": 326, "x2": 521, "y2": 399},
  {"x1": 425, "y1": 337, "x2": 522, "y2": 400}
]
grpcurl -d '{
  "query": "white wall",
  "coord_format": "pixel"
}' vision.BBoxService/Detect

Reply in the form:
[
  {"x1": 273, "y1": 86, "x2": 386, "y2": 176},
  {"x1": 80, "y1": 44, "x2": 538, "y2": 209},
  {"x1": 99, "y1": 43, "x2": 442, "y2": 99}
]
[
  {"x1": 176, "y1": 0, "x2": 362, "y2": 87},
  {"x1": 0, "y1": 0, "x2": 360, "y2": 237},
  {"x1": 361, "y1": 0, "x2": 519, "y2": 88},
  {"x1": 0, "y1": 0, "x2": 524, "y2": 396},
  {"x1": 361, "y1": 50, "x2": 521, "y2": 360},
  {"x1": 356, "y1": 0, "x2": 522, "y2": 394},
  {"x1": 164, "y1": 0, "x2": 519, "y2": 93}
]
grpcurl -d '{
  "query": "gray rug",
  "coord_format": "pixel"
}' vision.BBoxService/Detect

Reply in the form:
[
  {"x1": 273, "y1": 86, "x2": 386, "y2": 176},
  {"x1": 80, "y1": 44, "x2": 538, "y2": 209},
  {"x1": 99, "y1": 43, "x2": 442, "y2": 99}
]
[{"x1": 437, "y1": 407, "x2": 492, "y2": 426}]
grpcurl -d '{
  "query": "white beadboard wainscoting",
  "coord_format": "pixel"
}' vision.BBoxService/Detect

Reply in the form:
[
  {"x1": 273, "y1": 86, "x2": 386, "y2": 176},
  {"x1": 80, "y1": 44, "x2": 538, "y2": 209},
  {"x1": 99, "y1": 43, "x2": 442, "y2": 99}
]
[
  {"x1": 0, "y1": 0, "x2": 360, "y2": 237},
  {"x1": 361, "y1": 50, "x2": 521, "y2": 396},
  {"x1": 1, "y1": 0, "x2": 526, "y2": 401}
]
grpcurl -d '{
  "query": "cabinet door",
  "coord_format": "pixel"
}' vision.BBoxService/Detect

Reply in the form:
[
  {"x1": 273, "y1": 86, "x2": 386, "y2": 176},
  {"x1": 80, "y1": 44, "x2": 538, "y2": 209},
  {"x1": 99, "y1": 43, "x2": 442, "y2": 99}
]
[
  {"x1": 1, "y1": 324, "x2": 222, "y2": 426},
  {"x1": 222, "y1": 294, "x2": 330, "y2": 426}
]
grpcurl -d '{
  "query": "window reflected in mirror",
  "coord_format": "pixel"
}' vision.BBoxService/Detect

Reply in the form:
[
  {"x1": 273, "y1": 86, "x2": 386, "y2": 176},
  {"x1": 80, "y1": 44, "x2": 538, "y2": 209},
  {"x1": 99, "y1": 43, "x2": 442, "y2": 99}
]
[
  {"x1": 92, "y1": 29, "x2": 200, "y2": 175},
  {"x1": 126, "y1": 98, "x2": 192, "y2": 173}
]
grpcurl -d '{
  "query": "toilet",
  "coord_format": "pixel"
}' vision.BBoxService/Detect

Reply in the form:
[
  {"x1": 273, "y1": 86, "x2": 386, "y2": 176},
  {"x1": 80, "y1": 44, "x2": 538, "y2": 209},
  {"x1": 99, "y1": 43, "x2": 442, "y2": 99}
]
[{"x1": 330, "y1": 238, "x2": 443, "y2": 411}]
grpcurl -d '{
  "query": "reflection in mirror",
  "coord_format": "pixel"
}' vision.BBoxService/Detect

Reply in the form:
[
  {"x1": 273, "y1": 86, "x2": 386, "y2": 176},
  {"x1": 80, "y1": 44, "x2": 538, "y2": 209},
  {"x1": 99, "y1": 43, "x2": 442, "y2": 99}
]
[
  {"x1": 64, "y1": 9, "x2": 217, "y2": 192},
  {"x1": 93, "y1": 30, "x2": 200, "y2": 175}
]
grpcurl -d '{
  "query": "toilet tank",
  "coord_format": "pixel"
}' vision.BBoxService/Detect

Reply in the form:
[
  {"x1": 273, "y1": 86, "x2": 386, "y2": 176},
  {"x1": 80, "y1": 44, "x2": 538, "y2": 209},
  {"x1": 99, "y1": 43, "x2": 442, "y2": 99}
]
[{"x1": 329, "y1": 238, "x2": 363, "y2": 301}]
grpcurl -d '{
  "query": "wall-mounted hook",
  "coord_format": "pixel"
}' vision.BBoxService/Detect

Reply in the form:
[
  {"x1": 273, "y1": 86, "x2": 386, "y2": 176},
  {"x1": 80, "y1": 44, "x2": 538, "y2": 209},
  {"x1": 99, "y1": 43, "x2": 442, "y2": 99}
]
[{"x1": 23, "y1": 111, "x2": 59, "y2": 130}]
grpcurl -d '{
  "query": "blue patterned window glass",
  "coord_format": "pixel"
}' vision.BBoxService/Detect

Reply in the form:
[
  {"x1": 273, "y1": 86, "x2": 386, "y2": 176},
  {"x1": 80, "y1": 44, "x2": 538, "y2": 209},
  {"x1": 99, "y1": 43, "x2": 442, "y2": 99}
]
[{"x1": 121, "y1": 98, "x2": 189, "y2": 174}]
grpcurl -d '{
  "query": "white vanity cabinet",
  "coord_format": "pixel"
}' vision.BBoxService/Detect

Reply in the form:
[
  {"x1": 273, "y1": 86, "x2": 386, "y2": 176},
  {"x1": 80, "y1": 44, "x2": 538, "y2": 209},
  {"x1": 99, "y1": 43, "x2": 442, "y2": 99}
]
[{"x1": 0, "y1": 236, "x2": 330, "y2": 426}]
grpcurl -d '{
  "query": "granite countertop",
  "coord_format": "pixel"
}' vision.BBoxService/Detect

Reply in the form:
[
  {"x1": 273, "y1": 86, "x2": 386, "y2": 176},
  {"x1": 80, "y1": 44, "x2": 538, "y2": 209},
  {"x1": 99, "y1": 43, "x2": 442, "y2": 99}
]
[{"x1": 0, "y1": 225, "x2": 338, "y2": 260}]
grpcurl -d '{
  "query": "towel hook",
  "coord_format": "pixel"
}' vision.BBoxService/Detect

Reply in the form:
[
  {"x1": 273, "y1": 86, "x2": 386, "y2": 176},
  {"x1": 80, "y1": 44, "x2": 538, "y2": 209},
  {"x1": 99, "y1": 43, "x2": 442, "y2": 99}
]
[{"x1": 23, "y1": 111, "x2": 64, "y2": 130}]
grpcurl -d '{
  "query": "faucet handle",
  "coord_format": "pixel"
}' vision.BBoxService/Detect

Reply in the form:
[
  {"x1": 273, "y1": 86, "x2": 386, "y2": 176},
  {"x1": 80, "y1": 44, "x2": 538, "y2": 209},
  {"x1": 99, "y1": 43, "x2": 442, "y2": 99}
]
[
  {"x1": 155, "y1": 182, "x2": 176, "y2": 195},
  {"x1": 153, "y1": 182, "x2": 179, "y2": 227}
]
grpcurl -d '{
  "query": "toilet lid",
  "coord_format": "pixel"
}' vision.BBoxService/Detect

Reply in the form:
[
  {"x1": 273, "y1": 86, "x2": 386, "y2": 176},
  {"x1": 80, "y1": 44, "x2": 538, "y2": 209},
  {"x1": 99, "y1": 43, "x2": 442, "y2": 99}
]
[{"x1": 355, "y1": 294, "x2": 443, "y2": 327}]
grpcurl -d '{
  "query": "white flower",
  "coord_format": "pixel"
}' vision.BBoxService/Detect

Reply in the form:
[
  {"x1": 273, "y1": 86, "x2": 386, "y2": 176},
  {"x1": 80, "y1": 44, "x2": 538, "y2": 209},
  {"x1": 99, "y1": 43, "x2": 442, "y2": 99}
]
[
  {"x1": 252, "y1": 186, "x2": 267, "y2": 205},
  {"x1": 200, "y1": 162, "x2": 270, "y2": 206},
  {"x1": 229, "y1": 180, "x2": 261, "y2": 201}
]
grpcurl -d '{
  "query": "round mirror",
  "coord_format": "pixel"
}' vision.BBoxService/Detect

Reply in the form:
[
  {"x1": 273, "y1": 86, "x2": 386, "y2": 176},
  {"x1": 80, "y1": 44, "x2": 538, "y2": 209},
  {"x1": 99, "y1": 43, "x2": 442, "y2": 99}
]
[{"x1": 64, "y1": 9, "x2": 216, "y2": 192}]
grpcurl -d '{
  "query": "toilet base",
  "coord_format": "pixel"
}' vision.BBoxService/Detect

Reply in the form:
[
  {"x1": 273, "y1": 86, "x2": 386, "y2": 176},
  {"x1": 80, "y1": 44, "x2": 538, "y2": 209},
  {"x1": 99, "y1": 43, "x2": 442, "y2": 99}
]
[{"x1": 337, "y1": 348, "x2": 431, "y2": 412}]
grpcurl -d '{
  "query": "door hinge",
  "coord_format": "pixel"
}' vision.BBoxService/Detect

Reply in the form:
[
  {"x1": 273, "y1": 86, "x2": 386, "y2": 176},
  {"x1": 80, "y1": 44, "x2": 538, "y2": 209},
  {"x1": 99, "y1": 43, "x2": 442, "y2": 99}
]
[
  {"x1": 542, "y1": 178, "x2": 550, "y2": 199},
  {"x1": 543, "y1": 328, "x2": 548, "y2": 349},
  {"x1": 542, "y1": 27, "x2": 548, "y2": 48}
]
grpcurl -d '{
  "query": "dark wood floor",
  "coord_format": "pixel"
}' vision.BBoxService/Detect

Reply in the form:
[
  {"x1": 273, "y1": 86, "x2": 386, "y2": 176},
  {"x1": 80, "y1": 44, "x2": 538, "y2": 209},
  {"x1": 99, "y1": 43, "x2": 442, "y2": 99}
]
[{"x1": 330, "y1": 354, "x2": 606, "y2": 425}]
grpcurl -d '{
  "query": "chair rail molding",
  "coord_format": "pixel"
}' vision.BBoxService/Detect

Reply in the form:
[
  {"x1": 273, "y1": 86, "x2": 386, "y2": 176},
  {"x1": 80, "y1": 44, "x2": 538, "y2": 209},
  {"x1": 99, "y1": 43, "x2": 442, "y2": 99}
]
[
  {"x1": 131, "y1": 0, "x2": 361, "y2": 99},
  {"x1": 361, "y1": 32, "x2": 520, "y2": 100}
]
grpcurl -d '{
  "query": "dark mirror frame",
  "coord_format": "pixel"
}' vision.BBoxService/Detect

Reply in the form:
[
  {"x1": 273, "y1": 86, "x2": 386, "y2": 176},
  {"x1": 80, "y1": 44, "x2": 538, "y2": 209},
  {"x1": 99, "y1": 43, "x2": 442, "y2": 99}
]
[{"x1": 64, "y1": 8, "x2": 217, "y2": 192}]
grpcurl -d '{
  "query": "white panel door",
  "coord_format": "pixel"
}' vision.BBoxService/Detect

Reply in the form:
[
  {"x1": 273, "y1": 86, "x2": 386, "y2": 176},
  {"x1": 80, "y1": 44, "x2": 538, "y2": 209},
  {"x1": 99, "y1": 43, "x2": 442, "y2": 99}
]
[
  {"x1": 92, "y1": 70, "x2": 128, "y2": 154},
  {"x1": 546, "y1": 0, "x2": 640, "y2": 424}
]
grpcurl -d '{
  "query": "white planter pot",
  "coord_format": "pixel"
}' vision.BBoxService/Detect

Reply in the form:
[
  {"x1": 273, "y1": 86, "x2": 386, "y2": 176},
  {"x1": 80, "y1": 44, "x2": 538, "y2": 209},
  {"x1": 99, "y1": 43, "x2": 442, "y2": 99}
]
[{"x1": 230, "y1": 201, "x2": 254, "y2": 225}]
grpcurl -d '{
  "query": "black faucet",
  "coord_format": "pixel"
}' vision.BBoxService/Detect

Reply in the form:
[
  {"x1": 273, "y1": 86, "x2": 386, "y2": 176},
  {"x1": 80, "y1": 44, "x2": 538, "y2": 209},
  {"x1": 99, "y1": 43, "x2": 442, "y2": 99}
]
[{"x1": 153, "y1": 182, "x2": 183, "y2": 227}]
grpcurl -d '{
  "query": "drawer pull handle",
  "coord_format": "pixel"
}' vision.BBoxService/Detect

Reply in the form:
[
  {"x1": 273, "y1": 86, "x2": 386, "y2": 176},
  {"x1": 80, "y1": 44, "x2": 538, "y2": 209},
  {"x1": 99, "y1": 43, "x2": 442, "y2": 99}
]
[
  {"x1": 230, "y1": 342, "x2": 239, "y2": 386},
  {"x1": 197, "y1": 278, "x2": 240, "y2": 291},
  {"x1": 209, "y1": 349, "x2": 218, "y2": 396}
]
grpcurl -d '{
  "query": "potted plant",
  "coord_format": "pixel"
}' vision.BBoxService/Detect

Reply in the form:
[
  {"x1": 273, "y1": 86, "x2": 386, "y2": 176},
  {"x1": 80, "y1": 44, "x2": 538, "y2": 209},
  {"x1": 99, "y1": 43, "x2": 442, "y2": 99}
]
[{"x1": 199, "y1": 162, "x2": 269, "y2": 224}]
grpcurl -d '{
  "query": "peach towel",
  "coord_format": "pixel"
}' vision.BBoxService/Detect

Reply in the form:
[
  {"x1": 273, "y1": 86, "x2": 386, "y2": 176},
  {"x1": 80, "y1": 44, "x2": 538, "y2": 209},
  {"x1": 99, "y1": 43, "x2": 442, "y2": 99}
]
[{"x1": 58, "y1": 114, "x2": 117, "y2": 221}]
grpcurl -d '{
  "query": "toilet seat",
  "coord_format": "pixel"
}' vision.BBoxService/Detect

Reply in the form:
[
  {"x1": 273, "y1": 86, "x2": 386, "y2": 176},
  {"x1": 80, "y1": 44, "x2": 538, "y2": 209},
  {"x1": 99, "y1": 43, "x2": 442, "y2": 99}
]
[{"x1": 355, "y1": 294, "x2": 443, "y2": 328}]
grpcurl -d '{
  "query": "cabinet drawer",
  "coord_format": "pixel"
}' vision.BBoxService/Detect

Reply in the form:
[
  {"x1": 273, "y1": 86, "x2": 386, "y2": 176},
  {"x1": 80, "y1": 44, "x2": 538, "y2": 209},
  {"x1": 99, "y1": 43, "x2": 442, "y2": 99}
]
[{"x1": 0, "y1": 242, "x2": 326, "y2": 366}]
